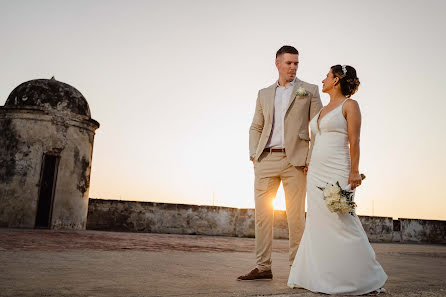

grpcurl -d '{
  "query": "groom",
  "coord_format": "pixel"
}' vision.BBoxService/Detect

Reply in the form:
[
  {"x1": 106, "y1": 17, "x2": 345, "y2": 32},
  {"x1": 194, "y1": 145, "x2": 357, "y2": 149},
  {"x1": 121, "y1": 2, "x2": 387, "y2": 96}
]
[{"x1": 238, "y1": 46, "x2": 322, "y2": 280}]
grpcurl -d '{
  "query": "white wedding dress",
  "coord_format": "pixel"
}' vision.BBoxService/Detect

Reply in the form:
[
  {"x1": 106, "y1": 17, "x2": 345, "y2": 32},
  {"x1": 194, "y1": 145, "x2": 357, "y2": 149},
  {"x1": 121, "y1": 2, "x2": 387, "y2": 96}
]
[{"x1": 288, "y1": 99, "x2": 387, "y2": 295}]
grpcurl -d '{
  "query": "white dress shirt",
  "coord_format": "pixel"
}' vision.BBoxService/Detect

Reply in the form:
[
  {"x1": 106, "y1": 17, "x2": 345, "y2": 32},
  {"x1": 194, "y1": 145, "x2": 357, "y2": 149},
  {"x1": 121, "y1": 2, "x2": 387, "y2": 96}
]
[{"x1": 265, "y1": 77, "x2": 297, "y2": 149}]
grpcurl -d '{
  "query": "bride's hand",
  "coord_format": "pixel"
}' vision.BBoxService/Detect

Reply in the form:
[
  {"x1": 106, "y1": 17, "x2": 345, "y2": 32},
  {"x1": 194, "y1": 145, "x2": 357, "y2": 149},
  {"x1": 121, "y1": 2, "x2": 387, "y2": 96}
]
[{"x1": 349, "y1": 171, "x2": 362, "y2": 189}]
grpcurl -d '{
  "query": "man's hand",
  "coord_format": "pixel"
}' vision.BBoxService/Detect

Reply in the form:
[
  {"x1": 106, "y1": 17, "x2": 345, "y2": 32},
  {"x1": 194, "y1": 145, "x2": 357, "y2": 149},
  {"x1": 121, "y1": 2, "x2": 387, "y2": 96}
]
[{"x1": 303, "y1": 163, "x2": 309, "y2": 175}]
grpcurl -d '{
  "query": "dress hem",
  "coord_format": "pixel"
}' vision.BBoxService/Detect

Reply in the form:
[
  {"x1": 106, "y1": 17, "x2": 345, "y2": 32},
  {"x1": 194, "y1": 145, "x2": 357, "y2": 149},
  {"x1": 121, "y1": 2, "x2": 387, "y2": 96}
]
[{"x1": 287, "y1": 275, "x2": 387, "y2": 296}]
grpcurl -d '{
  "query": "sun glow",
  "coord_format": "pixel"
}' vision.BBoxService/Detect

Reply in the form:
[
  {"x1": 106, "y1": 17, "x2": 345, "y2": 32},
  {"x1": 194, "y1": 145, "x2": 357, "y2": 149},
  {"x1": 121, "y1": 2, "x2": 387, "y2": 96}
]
[
  {"x1": 272, "y1": 185, "x2": 287, "y2": 211},
  {"x1": 272, "y1": 184, "x2": 309, "y2": 213}
]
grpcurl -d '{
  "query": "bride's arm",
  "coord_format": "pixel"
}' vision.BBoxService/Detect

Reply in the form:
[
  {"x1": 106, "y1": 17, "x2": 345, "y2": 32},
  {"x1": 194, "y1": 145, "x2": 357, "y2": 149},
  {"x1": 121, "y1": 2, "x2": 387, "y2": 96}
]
[{"x1": 344, "y1": 99, "x2": 362, "y2": 189}]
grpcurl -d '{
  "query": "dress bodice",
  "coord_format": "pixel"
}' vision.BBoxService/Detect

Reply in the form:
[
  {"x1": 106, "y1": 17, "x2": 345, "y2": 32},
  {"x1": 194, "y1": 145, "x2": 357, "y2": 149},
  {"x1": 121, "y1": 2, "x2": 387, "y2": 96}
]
[
  {"x1": 310, "y1": 99, "x2": 349, "y2": 136},
  {"x1": 308, "y1": 99, "x2": 351, "y2": 178}
]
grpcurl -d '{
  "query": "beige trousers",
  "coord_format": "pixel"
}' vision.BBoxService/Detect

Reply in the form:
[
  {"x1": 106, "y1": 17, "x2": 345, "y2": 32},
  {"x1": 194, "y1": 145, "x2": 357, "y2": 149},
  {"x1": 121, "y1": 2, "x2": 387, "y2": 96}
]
[{"x1": 254, "y1": 151, "x2": 306, "y2": 271}]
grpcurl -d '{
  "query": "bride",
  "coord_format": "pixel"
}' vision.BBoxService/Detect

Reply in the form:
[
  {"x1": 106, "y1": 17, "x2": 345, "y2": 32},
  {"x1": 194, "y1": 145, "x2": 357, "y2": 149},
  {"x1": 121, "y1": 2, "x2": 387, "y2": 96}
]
[{"x1": 288, "y1": 65, "x2": 387, "y2": 295}]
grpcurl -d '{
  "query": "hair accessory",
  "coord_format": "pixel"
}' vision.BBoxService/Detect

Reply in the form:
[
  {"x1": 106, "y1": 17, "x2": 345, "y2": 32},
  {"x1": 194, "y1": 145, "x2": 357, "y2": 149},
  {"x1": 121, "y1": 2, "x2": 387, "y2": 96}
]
[{"x1": 342, "y1": 65, "x2": 348, "y2": 76}]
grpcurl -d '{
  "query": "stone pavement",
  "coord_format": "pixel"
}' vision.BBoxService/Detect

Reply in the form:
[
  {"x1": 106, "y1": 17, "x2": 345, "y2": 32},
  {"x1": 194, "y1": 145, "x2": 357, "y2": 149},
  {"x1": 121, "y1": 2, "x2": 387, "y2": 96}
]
[{"x1": 0, "y1": 228, "x2": 445, "y2": 297}]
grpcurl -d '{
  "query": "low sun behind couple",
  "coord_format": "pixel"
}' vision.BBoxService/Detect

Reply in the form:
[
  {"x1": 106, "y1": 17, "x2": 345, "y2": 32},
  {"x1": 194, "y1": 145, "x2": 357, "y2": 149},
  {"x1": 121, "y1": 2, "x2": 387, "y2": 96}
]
[{"x1": 237, "y1": 46, "x2": 387, "y2": 296}]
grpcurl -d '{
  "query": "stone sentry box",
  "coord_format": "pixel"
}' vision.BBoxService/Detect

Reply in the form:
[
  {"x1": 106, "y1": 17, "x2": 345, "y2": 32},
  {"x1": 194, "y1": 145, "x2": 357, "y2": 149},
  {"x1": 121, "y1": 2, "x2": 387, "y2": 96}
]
[{"x1": 0, "y1": 78, "x2": 99, "y2": 229}]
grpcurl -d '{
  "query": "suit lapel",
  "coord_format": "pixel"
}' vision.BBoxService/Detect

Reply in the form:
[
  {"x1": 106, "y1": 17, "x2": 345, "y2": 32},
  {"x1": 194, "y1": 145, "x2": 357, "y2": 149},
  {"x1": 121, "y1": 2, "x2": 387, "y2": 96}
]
[
  {"x1": 265, "y1": 83, "x2": 276, "y2": 122},
  {"x1": 286, "y1": 78, "x2": 303, "y2": 112}
]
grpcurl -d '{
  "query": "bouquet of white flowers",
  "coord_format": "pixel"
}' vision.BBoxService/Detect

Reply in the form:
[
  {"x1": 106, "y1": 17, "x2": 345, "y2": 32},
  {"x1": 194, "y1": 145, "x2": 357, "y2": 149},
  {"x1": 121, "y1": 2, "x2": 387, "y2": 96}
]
[{"x1": 318, "y1": 174, "x2": 366, "y2": 216}]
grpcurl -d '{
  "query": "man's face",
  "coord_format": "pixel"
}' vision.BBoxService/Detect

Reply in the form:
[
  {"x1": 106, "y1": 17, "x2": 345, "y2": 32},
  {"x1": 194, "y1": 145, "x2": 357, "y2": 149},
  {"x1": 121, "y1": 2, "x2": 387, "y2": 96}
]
[{"x1": 276, "y1": 53, "x2": 299, "y2": 82}]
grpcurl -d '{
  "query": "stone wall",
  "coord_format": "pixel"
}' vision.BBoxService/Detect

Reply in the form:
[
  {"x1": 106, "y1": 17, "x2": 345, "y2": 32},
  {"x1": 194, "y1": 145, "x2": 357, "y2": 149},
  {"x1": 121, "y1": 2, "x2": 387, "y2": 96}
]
[
  {"x1": 399, "y1": 218, "x2": 446, "y2": 244},
  {"x1": 87, "y1": 199, "x2": 446, "y2": 244},
  {"x1": 87, "y1": 199, "x2": 257, "y2": 237}
]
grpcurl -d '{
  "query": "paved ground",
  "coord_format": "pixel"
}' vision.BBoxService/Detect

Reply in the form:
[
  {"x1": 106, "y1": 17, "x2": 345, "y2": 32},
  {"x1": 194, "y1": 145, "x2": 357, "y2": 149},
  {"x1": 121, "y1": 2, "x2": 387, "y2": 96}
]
[{"x1": 0, "y1": 228, "x2": 445, "y2": 297}]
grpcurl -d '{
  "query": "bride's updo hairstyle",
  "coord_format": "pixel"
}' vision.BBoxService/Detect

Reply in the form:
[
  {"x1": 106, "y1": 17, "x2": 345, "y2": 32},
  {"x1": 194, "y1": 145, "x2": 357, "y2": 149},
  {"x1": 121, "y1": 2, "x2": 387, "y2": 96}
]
[{"x1": 331, "y1": 65, "x2": 360, "y2": 98}]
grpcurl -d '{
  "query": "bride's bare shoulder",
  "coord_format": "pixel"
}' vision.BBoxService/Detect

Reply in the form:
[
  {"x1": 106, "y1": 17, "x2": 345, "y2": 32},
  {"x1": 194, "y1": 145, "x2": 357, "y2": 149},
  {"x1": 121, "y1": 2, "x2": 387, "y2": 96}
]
[
  {"x1": 343, "y1": 98, "x2": 361, "y2": 117},
  {"x1": 344, "y1": 98, "x2": 360, "y2": 109}
]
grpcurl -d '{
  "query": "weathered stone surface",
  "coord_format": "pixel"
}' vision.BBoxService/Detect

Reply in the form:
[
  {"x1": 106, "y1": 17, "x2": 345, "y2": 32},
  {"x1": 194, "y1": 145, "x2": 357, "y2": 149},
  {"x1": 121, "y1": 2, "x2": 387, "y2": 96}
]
[
  {"x1": 87, "y1": 200, "x2": 259, "y2": 237},
  {"x1": 0, "y1": 118, "x2": 20, "y2": 184},
  {"x1": 0, "y1": 79, "x2": 99, "y2": 230},
  {"x1": 5, "y1": 78, "x2": 91, "y2": 117},
  {"x1": 87, "y1": 199, "x2": 446, "y2": 244},
  {"x1": 400, "y1": 218, "x2": 446, "y2": 244},
  {"x1": 359, "y1": 215, "x2": 394, "y2": 242}
]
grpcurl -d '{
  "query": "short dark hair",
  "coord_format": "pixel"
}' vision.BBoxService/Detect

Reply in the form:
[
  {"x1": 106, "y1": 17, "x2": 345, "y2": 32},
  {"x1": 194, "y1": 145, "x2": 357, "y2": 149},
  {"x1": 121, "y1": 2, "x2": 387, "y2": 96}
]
[
  {"x1": 276, "y1": 45, "x2": 299, "y2": 59},
  {"x1": 331, "y1": 65, "x2": 360, "y2": 97}
]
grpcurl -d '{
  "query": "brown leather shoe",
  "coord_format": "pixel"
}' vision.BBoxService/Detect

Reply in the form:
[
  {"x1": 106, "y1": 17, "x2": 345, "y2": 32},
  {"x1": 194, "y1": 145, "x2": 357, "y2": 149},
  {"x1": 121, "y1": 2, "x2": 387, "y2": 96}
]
[{"x1": 237, "y1": 268, "x2": 273, "y2": 280}]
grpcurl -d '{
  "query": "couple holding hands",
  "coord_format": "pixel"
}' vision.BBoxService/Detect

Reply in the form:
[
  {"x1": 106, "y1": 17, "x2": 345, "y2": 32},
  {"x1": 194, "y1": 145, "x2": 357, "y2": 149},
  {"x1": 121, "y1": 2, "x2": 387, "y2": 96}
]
[{"x1": 238, "y1": 46, "x2": 387, "y2": 296}]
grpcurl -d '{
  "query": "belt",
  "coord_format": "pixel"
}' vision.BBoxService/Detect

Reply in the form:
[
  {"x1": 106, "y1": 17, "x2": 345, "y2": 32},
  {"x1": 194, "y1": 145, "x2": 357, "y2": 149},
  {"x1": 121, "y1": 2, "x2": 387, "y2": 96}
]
[{"x1": 263, "y1": 148, "x2": 286, "y2": 153}]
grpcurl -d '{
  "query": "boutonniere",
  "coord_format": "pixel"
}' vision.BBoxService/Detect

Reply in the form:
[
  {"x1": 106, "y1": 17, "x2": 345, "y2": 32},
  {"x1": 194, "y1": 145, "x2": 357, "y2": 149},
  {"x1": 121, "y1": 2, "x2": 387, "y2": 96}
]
[{"x1": 296, "y1": 87, "x2": 309, "y2": 97}]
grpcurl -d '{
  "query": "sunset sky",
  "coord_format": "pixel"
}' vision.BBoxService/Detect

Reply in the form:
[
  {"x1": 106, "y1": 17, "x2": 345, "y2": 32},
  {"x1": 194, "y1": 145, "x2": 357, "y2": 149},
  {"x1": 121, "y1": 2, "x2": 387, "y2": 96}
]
[{"x1": 1, "y1": 0, "x2": 445, "y2": 220}]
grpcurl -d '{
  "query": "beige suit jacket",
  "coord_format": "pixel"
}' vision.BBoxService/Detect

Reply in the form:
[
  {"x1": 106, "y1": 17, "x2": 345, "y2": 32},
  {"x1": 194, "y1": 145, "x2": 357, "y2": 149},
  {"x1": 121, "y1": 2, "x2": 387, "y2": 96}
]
[{"x1": 249, "y1": 78, "x2": 323, "y2": 166}]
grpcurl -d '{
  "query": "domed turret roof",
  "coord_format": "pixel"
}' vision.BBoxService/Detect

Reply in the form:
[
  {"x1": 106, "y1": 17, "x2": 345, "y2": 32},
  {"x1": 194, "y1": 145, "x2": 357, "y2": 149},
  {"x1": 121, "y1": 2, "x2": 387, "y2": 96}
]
[{"x1": 5, "y1": 78, "x2": 91, "y2": 117}]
